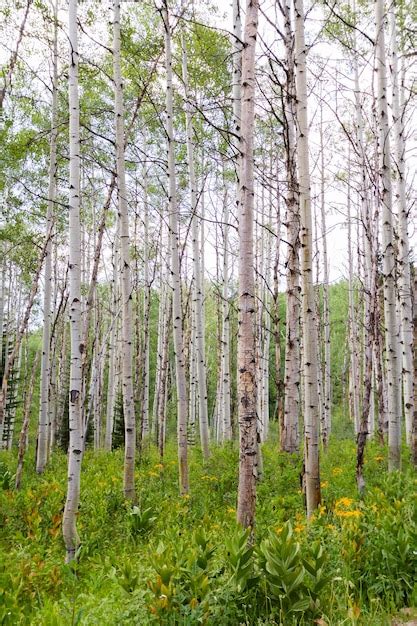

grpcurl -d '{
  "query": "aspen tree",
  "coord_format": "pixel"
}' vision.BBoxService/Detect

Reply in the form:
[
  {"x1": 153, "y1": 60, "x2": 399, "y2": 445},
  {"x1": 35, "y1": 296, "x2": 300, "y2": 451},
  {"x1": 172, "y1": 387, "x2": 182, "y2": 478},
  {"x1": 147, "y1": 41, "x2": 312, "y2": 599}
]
[
  {"x1": 162, "y1": 0, "x2": 189, "y2": 494},
  {"x1": 113, "y1": 0, "x2": 136, "y2": 498},
  {"x1": 62, "y1": 0, "x2": 83, "y2": 562},
  {"x1": 319, "y1": 110, "x2": 330, "y2": 444},
  {"x1": 141, "y1": 165, "x2": 151, "y2": 441},
  {"x1": 282, "y1": 0, "x2": 300, "y2": 453},
  {"x1": 236, "y1": 0, "x2": 259, "y2": 529},
  {"x1": 347, "y1": 157, "x2": 360, "y2": 435},
  {"x1": 220, "y1": 0, "x2": 242, "y2": 442},
  {"x1": 152, "y1": 236, "x2": 165, "y2": 439},
  {"x1": 412, "y1": 272, "x2": 417, "y2": 466},
  {"x1": 390, "y1": 4, "x2": 413, "y2": 444},
  {"x1": 36, "y1": 2, "x2": 58, "y2": 472},
  {"x1": 221, "y1": 179, "x2": 232, "y2": 441},
  {"x1": 375, "y1": 0, "x2": 401, "y2": 470},
  {"x1": 181, "y1": 36, "x2": 210, "y2": 459},
  {"x1": 294, "y1": 0, "x2": 321, "y2": 515}
]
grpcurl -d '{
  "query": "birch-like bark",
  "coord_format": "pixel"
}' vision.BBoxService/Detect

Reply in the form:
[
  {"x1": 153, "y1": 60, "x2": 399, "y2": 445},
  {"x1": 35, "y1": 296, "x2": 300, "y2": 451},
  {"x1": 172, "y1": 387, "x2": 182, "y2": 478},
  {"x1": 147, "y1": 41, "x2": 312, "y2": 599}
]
[
  {"x1": 282, "y1": 0, "x2": 300, "y2": 453},
  {"x1": 182, "y1": 38, "x2": 209, "y2": 459},
  {"x1": 163, "y1": 1, "x2": 189, "y2": 494},
  {"x1": 113, "y1": 0, "x2": 136, "y2": 498},
  {"x1": 412, "y1": 272, "x2": 417, "y2": 466},
  {"x1": 390, "y1": 5, "x2": 413, "y2": 444},
  {"x1": 347, "y1": 155, "x2": 360, "y2": 435},
  {"x1": 319, "y1": 111, "x2": 330, "y2": 443},
  {"x1": 375, "y1": 0, "x2": 401, "y2": 470},
  {"x1": 222, "y1": 183, "x2": 232, "y2": 441},
  {"x1": 157, "y1": 287, "x2": 172, "y2": 459},
  {"x1": 141, "y1": 166, "x2": 151, "y2": 441},
  {"x1": 236, "y1": 0, "x2": 259, "y2": 529},
  {"x1": 294, "y1": 0, "x2": 321, "y2": 516},
  {"x1": 152, "y1": 238, "x2": 165, "y2": 438},
  {"x1": 36, "y1": 4, "x2": 58, "y2": 472},
  {"x1": 105, "y1": 236, "x2": 119, "y2": 450},
  {"x1": 62, "y1": 0, "x2": 83, "y2": 562},
  {"x1": 232, "y1": 0, "x2": 242, "y2": 157}
]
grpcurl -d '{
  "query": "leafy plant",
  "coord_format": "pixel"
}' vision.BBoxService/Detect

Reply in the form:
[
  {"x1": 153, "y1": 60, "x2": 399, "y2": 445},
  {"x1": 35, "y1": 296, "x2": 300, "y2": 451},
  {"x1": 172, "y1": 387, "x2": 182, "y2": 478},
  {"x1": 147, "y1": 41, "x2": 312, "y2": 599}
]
[
  {"x1": 225, "y1": 527, "x2": 259, "y2": 593},
  {"x1": 0, "y1": 462, "x2": 15, "y2": 490},
  {"x1": 129, "y1": 506, "x2": 157, "y2": 538}
]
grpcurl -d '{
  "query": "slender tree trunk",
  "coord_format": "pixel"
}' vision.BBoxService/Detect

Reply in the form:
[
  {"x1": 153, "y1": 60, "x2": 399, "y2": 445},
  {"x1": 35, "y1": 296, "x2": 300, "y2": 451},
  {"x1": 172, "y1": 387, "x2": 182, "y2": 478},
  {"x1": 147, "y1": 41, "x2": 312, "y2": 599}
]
[
  {"x1": 390, "y1": 5, "x2": 413, "y2": 445},
  {"x1": 105, "y1": 237, "x2": 119, "y2": 450},
  {"x1": 15, "y1": 351, "x2": 40, "y2": 490},
  {"x1": 113, "y1": 0, "x2": 136, "y2": 498},
  {"x1": 294, "y1": 0, "x2": 321, "y2": 516},
  {"x1": 141, "y1": 167, "x2": 151, "y2": 442},
  {"x1": 182, "y1": 38, "x2": 210, "y2": 459},
  {"x1": 411, "y1": 272, "x2": 417, "y2": 466},
  {"x1": 162, "y1": 2, "x2": 189, "y2": 494},
  {"x1": 62, "y1": 0, "x2": 83, "y2": 562},
  {"x1": 319, "y1": 111, "x2": 331, "y2": 443},
  {"x1": 347, "y1": 158, "x2": 360, "y2": 435},
  {"x1": 36, "y1": 2, "x2": 58, "y2": 472},
  {"x1": 221, "y1": 182, "x2": 232, "y2": 441},
  {"x1": 375, "y1": 0, "x2": 401, "y2": 470},
  {"x1": 282, "y1": 0, "x2": 300, "y2": 453},
  {"x1": 236, "y1": 0, "x2": 259, "y2": 530}
]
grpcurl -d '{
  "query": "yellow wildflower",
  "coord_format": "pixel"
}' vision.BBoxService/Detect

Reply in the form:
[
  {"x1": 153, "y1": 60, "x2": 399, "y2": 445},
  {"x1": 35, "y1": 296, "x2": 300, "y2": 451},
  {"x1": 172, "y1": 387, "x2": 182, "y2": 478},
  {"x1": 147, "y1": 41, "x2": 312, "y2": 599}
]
[
  {"x1": 275, "y1": 526, "x2": 283, "y2": 535},
  {"x1": 374, "y1": 456, "x2": 384, "y2": 462},
  {"x1": 227, "y1": 507, "x2": 236, "y2": 514},
  {"x1": 148, "y1": 471, "x2": 159, "y2": 478},
  {"x1": 335, "y1": 497, "x2": 353, "y2": 509},
  {"x1": 320, "y1": 481, "x2": 329, "y2": 489},
  {"x1": 181, "y1": 494, "x2": 190, "y2": 500},
  {"x1": 326, "y1": 524, "x2": 336, "y2": 531},
  {"x1": 332, "y1": 467, "x2": 343, "y2": 476},
  {"x1": 154, "y1": 463, "x2": 164, "y2": 470},
  {"x1": 335, "y1": 509, "x2": 361, "y2": 519},
  {"x1": 294, "y1": 524, "x2": 305, "y2": 533}
]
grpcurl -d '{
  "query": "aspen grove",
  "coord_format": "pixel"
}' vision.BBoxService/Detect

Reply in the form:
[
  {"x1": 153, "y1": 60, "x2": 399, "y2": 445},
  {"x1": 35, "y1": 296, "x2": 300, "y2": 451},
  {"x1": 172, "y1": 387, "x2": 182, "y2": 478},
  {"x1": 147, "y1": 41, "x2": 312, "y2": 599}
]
[{"x1": 1, "y1": 0, "x2": 417, "y2": 623}]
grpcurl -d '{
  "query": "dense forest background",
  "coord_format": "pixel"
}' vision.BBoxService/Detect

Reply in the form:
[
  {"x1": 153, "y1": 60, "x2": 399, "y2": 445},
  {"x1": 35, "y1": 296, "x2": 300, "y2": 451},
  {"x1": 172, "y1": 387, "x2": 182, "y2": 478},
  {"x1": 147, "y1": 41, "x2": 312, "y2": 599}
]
[{"x1": 1, "y1": 0, "x2": 417, "y2": 624}]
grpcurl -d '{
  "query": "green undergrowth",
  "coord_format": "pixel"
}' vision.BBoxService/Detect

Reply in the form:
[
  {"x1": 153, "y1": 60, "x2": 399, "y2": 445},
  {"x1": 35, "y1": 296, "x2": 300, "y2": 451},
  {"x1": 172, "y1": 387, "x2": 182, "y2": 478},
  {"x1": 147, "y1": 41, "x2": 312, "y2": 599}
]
[{"x1": 1, "y1": 435, "x2": 417, "y2": 625}]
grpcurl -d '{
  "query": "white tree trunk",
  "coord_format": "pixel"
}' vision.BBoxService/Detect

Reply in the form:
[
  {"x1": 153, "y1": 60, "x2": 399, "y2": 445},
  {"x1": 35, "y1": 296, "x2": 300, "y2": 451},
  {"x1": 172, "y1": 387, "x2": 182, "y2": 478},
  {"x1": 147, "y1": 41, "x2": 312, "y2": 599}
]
[
  {"x1": 236, "y1": 0, "x2": 259, "y2": 529},
  {"x1": 113, "y1": 0, "x2": 136, "y2": 498},
  {"x1": 221, "y1": 183, "x2": 232, "y2": 441},
  {"x1": 390, "y1": 5, "x2": 413, "y2": 444},
  {"x1": 141, "y1": 166, "x2": 151, "y2": 441},
  {"x1": 375, "y1": 0, "x2": 401, "y2": 470},
  {"x1": 282, "y1": 0, "x2": 300, "y2": 453},
  {"x1": 319, "y1": 112, "x2": 331, "y2": 443},
  {"x1": 181, "y1": 37, "x2": 210, "y2": 459},
  {"x1": 36, "y1": 12, "x2": 58, "y2": 460},
  {"x1": 163, "y1": 2, "x2": 189, "y2": 494},
  {"x1": 294, "y1": 0, "x2": 321, "y2": 516},
  {"x1": 62, "y1": 0, "x2": 83, "y2": 562}
]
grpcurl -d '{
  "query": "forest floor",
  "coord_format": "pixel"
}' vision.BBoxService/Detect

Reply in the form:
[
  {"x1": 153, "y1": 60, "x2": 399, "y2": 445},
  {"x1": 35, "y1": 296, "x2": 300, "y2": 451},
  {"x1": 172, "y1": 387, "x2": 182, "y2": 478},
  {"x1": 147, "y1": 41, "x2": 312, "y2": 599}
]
[{"x1": 1, "y1": 421, "x2": 417, "y2": 625}]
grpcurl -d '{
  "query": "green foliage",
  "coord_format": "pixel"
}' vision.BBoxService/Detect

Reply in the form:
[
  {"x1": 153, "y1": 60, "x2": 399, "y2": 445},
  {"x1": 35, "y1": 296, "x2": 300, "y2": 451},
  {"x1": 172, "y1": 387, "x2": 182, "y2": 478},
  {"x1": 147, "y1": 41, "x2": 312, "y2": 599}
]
[
  {"x1": 129, "y1": 506, "x2": 157, "y2": 538},
  {"x1": 1, "y1": 439, "x2": 416, "y2": 624},
  {"x1": 225, "y1": 527, "x2": 258, "y2": 593},
  {"x1": 0, "y1": 460, "x2": 15, "y2": 490}
]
